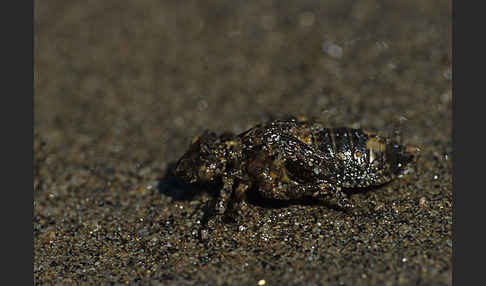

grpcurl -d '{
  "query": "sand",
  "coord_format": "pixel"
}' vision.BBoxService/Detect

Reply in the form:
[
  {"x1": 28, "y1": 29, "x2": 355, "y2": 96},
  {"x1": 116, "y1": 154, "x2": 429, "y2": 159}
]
[{"x1": 34, "y1": 0, "x2": 452, "y2": 284}]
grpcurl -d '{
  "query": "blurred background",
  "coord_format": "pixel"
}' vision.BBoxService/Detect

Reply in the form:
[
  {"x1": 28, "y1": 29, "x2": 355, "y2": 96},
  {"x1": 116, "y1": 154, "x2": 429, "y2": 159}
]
[
  {"x1": 35, "y1": 0, "x2": 451, "y2": 166},
  {"x1": 34, "y1": 0, "x2": 452, "y2": 284}
]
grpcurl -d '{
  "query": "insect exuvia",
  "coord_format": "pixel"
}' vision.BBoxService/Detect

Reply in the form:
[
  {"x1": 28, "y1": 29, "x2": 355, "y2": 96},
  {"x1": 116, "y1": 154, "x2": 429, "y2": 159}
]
[{"x1": 173, "y1": 117, "x2": 420, "y2": 221}]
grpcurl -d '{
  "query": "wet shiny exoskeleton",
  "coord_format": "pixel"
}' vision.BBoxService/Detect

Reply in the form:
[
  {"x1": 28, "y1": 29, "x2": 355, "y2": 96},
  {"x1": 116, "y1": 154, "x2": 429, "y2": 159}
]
[{"x1": 174, "y1": 117, "x2": 420, "y2": 226}]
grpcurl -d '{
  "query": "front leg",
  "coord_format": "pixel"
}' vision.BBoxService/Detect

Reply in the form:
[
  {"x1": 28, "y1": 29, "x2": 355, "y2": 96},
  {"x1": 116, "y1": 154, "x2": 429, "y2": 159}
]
[
  {"x1": 199, "y1": 178, "x2": 253, "y2": 241},
  {"x1": 217, "y1": 178, "x2": 254, "y2": 222},
  {"x1": 215, "y1": 175, "x2": 234, "y2": 216},
  {"x1": 232, "y1": 181, "x2": 250, "y2": 215},
  {"x1": 197, "y1": 175, "x2": 234, "y2": 241}
]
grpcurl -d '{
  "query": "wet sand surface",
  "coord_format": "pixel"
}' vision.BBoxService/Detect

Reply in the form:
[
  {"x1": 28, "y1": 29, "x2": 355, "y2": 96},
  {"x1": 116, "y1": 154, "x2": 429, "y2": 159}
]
[{"x1": 34, "y1": 1, "x2": 452, "y2": 285}]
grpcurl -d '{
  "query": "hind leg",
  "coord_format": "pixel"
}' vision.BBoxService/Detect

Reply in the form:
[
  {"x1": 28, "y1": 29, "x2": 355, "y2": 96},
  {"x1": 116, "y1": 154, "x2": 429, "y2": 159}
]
[
  {"x1": 259, "y1": 178, "x2": 353, "y2": 210},
  {"x1": 248, "y1": 147, "x2": 353, "y2": 209},
  {"x1": 315, "y1": 184, "x2": 354, "y2": 209}
]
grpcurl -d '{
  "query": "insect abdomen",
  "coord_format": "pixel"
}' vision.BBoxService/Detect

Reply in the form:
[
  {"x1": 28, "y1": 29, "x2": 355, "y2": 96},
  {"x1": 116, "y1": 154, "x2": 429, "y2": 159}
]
[{"x1": 313, "y1": 128, "x2": 388, "y2": 188}]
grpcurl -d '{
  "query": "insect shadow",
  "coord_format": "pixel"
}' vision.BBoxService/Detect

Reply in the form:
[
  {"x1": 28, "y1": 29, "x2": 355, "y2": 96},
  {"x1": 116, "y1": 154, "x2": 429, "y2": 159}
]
[
  {"x1": 157, "y1": 162, "x2": 200, "y2": 201},
  {"x1": 158, "y1": 162, "x2": 221, "y2": 201}
]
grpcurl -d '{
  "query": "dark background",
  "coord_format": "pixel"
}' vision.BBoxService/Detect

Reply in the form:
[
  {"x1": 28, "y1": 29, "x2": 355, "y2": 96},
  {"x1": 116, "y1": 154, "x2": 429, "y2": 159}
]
[{"x1": 34, "y1": 0, "x2": 452, "y2": 284}]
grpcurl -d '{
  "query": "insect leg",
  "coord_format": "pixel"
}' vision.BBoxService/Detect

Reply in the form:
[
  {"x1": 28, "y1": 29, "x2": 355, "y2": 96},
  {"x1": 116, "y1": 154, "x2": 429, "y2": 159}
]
[
  {"x1": 222, "y1": 181, "x2": 254, "y2": 223},
  {"x1": 275, "y1": 183, "x2": 354, "y2": 210},
  {"x1": 253, "y1": 154, "x2": 353, "y2": 209},
  {"x1": 198, "y1": 175, "x2": 235, "y2": 241},
  {"x1": 215, "y1": 175, "x2": 234, "y2": 215},
  {"x1": 316, "y1": 184, "x2": 354, "y2": 210}
]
